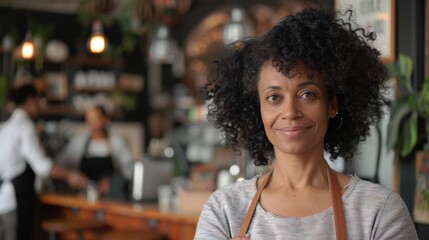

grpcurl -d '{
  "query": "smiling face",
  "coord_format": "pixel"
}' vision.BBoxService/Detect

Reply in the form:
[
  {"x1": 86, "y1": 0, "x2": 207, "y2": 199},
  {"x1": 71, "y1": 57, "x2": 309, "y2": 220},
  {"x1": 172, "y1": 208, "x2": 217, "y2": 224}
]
[{"x1": 258, "y1": 62, "x2": 337, "y2": 158}]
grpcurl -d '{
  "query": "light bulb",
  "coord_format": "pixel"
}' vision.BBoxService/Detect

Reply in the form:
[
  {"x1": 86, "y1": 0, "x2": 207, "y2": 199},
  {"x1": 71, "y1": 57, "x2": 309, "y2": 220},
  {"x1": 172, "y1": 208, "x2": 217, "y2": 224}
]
[
  {"x1": 87, "y1": 20, "x2": 108, "y2": 54},
  {"x1": 22, "y1": 40, "x2": 35, "y2": 59},
  {"x1": 88, "y1": 34, "x2": 107, "y2": 54}
]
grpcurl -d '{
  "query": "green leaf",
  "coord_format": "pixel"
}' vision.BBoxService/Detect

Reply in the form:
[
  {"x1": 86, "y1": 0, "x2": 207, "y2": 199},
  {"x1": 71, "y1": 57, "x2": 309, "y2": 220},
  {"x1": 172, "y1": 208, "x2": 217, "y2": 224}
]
[
  {"x1": 416, "y1": 92, "x2": 427, "y2": 116},
  {"x1": 407, "y1": 93, "x2": 421, "y2": 112},
  {"x1": 399, "y1": 111, "x2": 418, "y2": 157},
  {"x1": 387, "y1": 99, "x2": 411, "y2": 149},
  {"x1": 423, "y1": 76, "x2": 429, "y2": 116},
  {"x1": 398, "y1": 54, "x2": 413, "y2": 82},
  {"x1": 395, "y1": 54, "x2": 414, "y2": 93},
  {"x1": 386, "y1": 54, "x2": 414, "y2": 94}
]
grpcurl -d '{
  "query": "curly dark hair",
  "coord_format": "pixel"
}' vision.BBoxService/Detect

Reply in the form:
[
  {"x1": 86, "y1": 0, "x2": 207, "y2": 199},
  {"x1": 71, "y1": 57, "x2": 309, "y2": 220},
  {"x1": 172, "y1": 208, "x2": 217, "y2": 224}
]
[{"x1": 202, "y1": 8, "x2": 388, "y2": 166}]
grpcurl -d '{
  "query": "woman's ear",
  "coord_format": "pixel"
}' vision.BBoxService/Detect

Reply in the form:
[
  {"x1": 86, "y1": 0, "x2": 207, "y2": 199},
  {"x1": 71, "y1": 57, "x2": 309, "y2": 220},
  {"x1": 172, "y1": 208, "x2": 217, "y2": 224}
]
[{"x1": 328, "y1": 96, "x2": 338, "y2": 118}]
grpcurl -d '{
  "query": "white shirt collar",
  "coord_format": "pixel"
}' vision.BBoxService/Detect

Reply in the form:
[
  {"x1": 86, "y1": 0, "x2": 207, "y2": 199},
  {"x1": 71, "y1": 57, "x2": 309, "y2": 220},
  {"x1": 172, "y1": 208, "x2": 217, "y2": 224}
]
[{"x1": 10, "y1": 108, "x2": 29, "y2": 121}]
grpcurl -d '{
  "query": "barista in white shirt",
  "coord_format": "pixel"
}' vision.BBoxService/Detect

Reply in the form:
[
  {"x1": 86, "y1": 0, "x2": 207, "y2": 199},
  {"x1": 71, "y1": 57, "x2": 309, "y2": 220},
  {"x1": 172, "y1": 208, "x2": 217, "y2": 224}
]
[{"x1": 0, "y1": 84, "x2": 87, "y2": 240}]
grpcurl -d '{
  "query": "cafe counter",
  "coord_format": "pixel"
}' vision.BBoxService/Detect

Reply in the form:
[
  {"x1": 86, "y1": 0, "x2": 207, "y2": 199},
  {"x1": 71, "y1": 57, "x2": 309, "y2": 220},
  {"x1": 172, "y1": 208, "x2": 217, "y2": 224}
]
[{"x1": 36, "y1": 193, "x2": 200, "y2": 240}]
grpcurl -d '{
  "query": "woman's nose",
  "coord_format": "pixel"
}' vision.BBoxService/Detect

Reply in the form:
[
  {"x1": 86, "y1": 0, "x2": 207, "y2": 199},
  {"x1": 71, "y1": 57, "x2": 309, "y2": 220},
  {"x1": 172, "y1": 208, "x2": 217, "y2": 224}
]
[{"x1": 281, "y1": 99, "x2": 302, "y2": 120}]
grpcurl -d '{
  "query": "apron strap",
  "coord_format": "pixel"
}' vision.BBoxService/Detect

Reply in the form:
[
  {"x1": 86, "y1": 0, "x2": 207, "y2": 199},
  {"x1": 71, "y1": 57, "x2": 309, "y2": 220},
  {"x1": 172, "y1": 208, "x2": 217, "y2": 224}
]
[
  {"x1": 328, "y1": 166, "x2": 347, "y2": 240},
  {"x1": 238, "y1": 166, "x2": 347, "y2": 239},
  {"x1": 238, "y1": 169, "x2": 272, "y2": 236}
]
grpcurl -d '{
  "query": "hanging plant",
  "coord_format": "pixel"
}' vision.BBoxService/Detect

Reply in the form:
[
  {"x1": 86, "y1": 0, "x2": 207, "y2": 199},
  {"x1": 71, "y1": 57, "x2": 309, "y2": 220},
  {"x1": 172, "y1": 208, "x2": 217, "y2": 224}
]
[{"x1": 77, "y1": 0, "x2": 146, "y2": 57}]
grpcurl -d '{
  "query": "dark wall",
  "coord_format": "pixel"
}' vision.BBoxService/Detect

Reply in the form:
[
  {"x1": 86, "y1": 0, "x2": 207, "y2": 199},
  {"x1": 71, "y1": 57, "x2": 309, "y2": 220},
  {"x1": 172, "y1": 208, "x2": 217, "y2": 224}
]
[
  {"x1": 396, "y1": 0, "x2": 428, "y2": 238},
  {"x1": 0, "y1": 8, "x2": 129, "y2": 57},
  {"x1": 0, "y1": 7, "x2": 149, "y2": 126}
]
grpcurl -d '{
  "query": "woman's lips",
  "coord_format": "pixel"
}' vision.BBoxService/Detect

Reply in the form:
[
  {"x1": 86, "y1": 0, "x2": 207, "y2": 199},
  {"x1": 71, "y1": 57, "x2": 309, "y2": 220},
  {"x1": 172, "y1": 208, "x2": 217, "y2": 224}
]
[{"x1": 277, "y1": 126, "x2": 310, "y2": 137}]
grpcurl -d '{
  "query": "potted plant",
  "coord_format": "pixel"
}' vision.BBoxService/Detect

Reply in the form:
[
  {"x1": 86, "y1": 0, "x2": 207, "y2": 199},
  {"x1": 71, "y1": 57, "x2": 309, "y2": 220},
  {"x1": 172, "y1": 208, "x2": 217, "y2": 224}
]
[
  {"x1": 386, "y1": 54, "x2": 429, "y2": 157},
  {"x1": 387, "y1": 54, "x2": 429, "y2": 223}
]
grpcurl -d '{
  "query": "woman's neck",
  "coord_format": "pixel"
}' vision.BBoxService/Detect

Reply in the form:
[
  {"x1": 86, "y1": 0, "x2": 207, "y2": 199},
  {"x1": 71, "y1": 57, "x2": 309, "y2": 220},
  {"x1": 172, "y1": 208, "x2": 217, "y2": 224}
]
[{"x1": 270, "y1": 151, "x2": 329, "y2": 191}]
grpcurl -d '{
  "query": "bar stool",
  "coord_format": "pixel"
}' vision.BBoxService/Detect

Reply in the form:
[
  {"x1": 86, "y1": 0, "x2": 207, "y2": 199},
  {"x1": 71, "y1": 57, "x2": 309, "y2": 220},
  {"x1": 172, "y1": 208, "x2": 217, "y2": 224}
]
[
  {"x1": 42, "y1": 218, "x2": 106, "y2": 240},
  {"x1": 98, "y1": 230, "x2": 167, "y2": 240}
]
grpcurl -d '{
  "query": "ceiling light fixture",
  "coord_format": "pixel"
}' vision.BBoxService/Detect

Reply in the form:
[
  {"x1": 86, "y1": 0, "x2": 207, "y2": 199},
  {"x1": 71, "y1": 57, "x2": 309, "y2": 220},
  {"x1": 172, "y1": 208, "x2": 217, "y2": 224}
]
[
  {"x1": 148, "y1": 25, "x2": 177, "y2": 64},
  {"x1": 223, "y1": 7, "x2": 253, "y2": 47},
  {"x1": 87, "y1": 20, "x2": 108, "y2": 54},
  {"x1": 21, "y1": 31, "x2": 35, "y2": 59}
]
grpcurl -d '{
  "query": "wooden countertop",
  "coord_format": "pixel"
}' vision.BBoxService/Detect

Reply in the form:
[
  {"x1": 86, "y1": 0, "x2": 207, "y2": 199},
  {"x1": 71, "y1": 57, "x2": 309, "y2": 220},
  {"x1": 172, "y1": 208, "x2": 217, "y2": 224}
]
[{"x1": 39, "y1": 193, "x2": 200, "y2": 225}]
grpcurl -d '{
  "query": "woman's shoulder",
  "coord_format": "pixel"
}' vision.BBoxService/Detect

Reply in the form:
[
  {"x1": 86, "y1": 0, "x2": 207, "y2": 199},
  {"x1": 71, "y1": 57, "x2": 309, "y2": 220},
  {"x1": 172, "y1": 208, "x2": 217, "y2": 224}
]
[
  {"x1": 352, "y1": 176, "x2": 393, "y2": 194},
  {"x1": 346, "y1": 176, "x2": 402, "y2": 208},
  {"x1": 346, "y1": 176, "x2": 417, "y2": 238}
]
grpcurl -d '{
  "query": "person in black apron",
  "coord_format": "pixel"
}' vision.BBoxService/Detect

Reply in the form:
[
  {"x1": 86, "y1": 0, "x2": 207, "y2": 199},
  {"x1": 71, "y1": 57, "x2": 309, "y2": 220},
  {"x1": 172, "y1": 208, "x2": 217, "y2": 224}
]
[
  {"x1": 77, "y1": 106, "x2": 129, "y2": 199},
  {"x1": 79, "y1": 140, "x2": 130, "y2": 201},
  {"x1": 79, "y1": 138, "x2": 115, "y2": 187}
]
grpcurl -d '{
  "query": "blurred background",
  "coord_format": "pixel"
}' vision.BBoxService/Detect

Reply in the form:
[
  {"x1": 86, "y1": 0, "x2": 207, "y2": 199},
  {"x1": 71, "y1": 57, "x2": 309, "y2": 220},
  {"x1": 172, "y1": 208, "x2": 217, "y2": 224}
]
[{"x1": 0, "y1": 0, "x2": 428, "y2": 239}]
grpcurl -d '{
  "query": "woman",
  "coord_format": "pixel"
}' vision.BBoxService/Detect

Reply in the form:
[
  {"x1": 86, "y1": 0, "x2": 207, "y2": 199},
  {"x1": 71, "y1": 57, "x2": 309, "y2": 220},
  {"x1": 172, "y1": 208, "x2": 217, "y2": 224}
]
[
  {"x1": 56, "y1": 105, "x2": 132, "y2": 196},
  {"x1": 0, "y1": 84, "x2": 87, "y2": 240},
  {"x1": 195, "y1": 8, "x2": 418, "y2": 239}
]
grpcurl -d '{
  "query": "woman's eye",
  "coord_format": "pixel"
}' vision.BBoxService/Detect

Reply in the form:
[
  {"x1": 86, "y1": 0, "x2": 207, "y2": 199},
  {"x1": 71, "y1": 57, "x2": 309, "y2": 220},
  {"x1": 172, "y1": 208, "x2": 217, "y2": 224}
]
[
  {"x1": 300, "y1": 91, "x2": 316, "y2": 99},
  {"x1": 267, "y1": 95, "x2": 280, "y2": 102}
]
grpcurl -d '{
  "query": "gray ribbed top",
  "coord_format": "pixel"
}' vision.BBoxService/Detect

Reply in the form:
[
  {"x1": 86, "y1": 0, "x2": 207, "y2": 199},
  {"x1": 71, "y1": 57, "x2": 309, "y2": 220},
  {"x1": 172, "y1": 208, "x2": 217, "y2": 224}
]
[{"x1": 194, "y1": 175, "x2": 418, "y2": 240}]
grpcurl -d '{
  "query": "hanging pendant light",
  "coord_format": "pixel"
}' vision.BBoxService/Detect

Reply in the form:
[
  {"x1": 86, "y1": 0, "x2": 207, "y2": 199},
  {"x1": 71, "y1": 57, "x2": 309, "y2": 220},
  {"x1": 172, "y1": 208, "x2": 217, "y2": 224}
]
[
  {"x1": 87, "y1": 20, "x2": 108, "y2": 54},
  {"x1": 21, "y1": 31, "x2": 35, "y2": 60},
  {"x1": 148, "y1": 25, "x2": 177, "y2": 64},
  {"x1": 223, "y1": 7, "x2": 253, "y2": 47}
]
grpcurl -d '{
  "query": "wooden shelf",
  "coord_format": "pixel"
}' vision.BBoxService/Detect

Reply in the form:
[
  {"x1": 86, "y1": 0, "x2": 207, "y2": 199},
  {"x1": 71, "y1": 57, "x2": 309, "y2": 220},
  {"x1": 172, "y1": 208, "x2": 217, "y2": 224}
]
[
  {"x1": 74, "y1": 87, "x2": 116, "y2": 93},
  {"x1": 66, "y1": 55, "x2": 125, "y2": 69},
  {"x1": 39, "y1": 104, "x2": 82, "y2": 116},
  {"x1": 74, "y1": 86, "x2": 142, "y2": 93}
]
